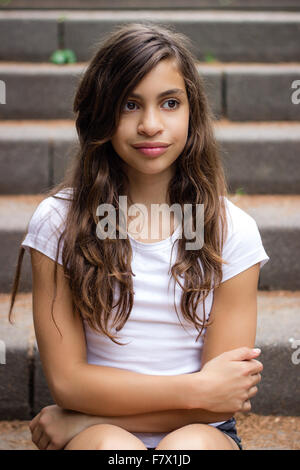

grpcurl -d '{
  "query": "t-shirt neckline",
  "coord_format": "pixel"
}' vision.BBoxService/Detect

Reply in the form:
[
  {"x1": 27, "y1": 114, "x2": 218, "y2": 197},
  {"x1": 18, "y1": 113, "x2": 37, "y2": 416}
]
[{"x1": 127, "y1": 222, "x2": 182, "y2": 251}]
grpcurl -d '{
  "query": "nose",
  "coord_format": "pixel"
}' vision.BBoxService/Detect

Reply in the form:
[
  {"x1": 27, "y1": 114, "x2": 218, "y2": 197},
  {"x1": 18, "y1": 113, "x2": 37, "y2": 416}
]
[{"x1": 137, "y1": 107, "x2": 164, "y2": 136}]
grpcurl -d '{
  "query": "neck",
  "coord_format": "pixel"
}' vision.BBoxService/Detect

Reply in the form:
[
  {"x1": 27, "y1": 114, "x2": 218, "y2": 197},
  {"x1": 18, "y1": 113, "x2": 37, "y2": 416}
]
[{"x1": 125, "y1": 166, "x2": 176, "y2": 210}]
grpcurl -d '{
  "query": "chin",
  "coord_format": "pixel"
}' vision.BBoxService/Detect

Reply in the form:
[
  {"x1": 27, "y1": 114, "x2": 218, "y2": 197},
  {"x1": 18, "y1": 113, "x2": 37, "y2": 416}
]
[{"x1": 141, "y1": 161, "x2": 170, "y2": 171}]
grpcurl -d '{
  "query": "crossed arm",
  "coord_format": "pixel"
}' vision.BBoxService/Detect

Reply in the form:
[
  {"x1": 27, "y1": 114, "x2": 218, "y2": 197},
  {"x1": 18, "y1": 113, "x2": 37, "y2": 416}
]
[{"x1": 30, "y1": 247, "x2": 261, "y2": 434}]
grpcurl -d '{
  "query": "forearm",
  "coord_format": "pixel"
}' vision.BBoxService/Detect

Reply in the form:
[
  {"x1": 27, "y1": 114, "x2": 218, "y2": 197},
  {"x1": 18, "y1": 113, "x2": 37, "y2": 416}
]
[
  {"x1": 60, "y1": 407, "x2": 234, "y2": 435},
  {"x1": 58, "y1": 363, "x2": 190, "y2": 417},
  {"x1": 101, "y1": 409, "x2": 234, "y2": 433}
]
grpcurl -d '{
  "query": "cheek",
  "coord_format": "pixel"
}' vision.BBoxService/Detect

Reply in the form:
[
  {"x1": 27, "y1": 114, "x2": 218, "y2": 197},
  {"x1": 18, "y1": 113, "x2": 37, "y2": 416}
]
[
  {"x1": 115, "y1": 121, "x2": 134, "y2": 144},
  {"x1": 173, "y1": 114, "x2": 189, "y2": 145},
  {"x1": 111, "y1": 129, "x2": 125, "y2": 152}
]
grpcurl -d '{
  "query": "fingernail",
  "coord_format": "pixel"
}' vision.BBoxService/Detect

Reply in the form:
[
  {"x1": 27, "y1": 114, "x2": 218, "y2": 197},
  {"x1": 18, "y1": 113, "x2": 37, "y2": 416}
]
[{"x1": 253, "y1": 348, "x2": 261, "y2": 354}]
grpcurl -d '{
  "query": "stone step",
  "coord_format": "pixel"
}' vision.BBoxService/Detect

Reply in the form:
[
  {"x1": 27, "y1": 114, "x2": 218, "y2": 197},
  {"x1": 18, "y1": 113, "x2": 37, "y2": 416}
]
[
  {"x1": 0, "y1": 194, "x2": 299, "y2": 292},
  {"x1": 0, "y1": 10, "x2": 300, "y2": 62},
  {"x1": 1, "y1": 62, "x2": 300, "y2": 121},
  {"x1": 2, "y1": 0, "x2": 300, "y2": 12},
  {"x1": 1, "y1": 120, "x2": 300, "y2": 195},
  {"x1": 0, "y1": 413, "x2": 300, "y2": 450},
  {"x1": 0, "y1": 291, "x2": 299, "y2": 420}
]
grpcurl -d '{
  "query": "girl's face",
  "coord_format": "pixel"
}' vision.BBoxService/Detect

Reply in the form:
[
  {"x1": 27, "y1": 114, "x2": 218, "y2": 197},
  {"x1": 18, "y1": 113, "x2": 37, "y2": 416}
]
[{"x1": 111, "y1": 57, "x2": 190, "y2": 178}]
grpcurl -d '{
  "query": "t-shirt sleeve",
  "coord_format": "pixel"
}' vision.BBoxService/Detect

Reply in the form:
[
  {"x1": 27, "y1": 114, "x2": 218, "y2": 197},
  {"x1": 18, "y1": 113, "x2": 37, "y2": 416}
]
[
  {"x1": 221, "y1": 199, "x2": 270, "y2": 284},
  {"x1": 21, "y1": 195, "x2": 68, "y2": 265}
]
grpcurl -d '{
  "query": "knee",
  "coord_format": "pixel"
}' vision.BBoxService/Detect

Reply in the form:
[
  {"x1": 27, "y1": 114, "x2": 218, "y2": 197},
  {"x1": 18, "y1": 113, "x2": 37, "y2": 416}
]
[
  {"x1": 93, "y1": 424, "x2": 124, "y2": 450},
  {"x1": 64, "y1": 424, "x2": 114, "y2": 450},
  {"x1": 156, "y1": 424, "x2": 226, "y2": 451},
  {"x1": 87, "y1": 424, "x2": 147, "y2": 451}
]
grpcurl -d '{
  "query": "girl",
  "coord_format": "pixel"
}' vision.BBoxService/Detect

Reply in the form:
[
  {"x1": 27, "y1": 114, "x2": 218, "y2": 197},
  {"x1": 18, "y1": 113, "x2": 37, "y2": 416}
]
[{"x1": 9, "y1": 22, "x2": 269, "y2": 451}]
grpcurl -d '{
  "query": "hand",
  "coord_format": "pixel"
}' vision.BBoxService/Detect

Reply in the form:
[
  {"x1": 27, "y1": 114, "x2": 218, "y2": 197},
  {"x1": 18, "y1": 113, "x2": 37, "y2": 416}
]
[
  {"x1": 29, "y1": 404, "x2": 101, "y2": 450},
  {"x1": 190, "y1": 347, "x2": 263, "y2": 414}
]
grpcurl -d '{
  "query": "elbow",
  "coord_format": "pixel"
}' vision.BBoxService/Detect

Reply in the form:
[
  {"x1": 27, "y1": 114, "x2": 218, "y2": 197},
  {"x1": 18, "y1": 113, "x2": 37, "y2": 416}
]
[
  {"x1": 51, "y1": 372, "x2": 84, "y2": 411},
  {"x1": 53, "y1": 395, "x2": 66, "y2": 409},
  {"x1": 48, "y1": 376, "x2": 72, "y2": 410},
  {"x1": 53, "y1": 386, "x2": 67, "y2": 409},
  {"x1": 51, "y1": 384, "x2": 68, "y2": 409},
  {"x1": 50, "y1": 364, "x2": 88, "y2": 411}
]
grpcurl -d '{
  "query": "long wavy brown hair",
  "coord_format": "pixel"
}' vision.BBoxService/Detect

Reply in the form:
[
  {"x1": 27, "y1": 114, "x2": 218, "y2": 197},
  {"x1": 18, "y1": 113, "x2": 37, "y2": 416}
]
[{"x1": 8, "y1": 22, "x2": 229, "y2": 345}]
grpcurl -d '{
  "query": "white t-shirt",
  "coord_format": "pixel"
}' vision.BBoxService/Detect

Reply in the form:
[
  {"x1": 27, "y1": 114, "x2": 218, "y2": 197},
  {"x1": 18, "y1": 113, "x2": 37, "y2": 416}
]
[{"x1": 21, "y1": 188, "x2": 270, "y2": 448}]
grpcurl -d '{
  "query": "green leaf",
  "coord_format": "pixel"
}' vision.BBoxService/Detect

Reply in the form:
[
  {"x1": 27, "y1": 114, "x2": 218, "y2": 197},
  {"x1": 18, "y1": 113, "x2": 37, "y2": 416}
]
[
  {"x1": 49, "y1": 50, "x2": 68, "y2": 64},
  {"x1": 49, "y1": 49, "x2": 77, "y2": 64},
  {"x1": 235, "y1": 187, "x2": 246, "y2": 195},
  {"x1": 63, "y1": 49, "x2": 77, "y2": 63},
  {"x1": 204, "y1": 53, "x2": 217, "y2": 63}
]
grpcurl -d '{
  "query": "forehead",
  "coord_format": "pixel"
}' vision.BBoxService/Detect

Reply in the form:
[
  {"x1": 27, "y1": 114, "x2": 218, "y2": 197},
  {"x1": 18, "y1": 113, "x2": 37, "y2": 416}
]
[{"x1": 131, "y1": 58, "x2": 186, "y2": 95}]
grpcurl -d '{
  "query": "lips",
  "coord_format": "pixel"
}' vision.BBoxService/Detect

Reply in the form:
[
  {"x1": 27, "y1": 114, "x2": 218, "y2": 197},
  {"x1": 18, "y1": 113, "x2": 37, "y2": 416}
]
[
  {"x1": 132, "y1": 142, "x2": 171, "y2": 157},
  {"x1": 134, "y1": 146, "x2": 170, "y2": 157},
  {"x1": 132, "y1": 142, "x2": 170, "y2": 149}
]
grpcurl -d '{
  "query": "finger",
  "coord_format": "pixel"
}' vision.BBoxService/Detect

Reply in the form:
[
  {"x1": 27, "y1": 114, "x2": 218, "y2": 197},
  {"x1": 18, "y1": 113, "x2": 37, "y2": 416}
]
[
  {"x1": 29, "y1": 412, "x2": 41, "y2": 432},
  {"x1": 241, "y1": 400, "x2": 251, "y2": 412},
  {"x1": 45, "y1": 441, "x2": 58, "y2": 450},
  {"x1": 251, "y1": 373, "x2": 262, "y2": 385},
  {"x1": 31, "y1": 426, "x2": 43, "y2": 446},
  {"x1": 247, "y1": 386, "x2": 258, "y2": 399},
  {"x1": 37, "y1": 433, "x2": 51, "y2": 451},
  {"x1": 224, "y1": 347, "x2": 261, "y2": 362},
  {"x1": 248, "y1": 359, "x2": 263, "y2": 374}
]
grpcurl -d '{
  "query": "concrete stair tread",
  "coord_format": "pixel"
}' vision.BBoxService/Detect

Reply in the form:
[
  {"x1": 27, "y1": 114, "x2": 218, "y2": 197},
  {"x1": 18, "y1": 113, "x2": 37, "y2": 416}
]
[
  {"x1": 2, "y1": 0, "x2": 300, "y2": 11},
  {"x1": 2, "y1": 117, "x2": 300, "y2": 125},
  {"x1": 2, "y1": 0, "x2": 300, "y2": 10},
  {"x1": 0, "y1": 120, "x2": 77, "y2": 140},
  {"x1": 1, "y1": 61, "x2": 300, "y2": 69},
  {"x1": 0, "y1": 193, "x2": 299, "y2": 230},
  {"x1": 1, "y1": 9, "x2": 300, "y2": 19},
  {"x1": 0, "y1": 413, "x2": 299, "y2": 450},
  {"x1": 1, "y1": 119, "x2": 300, "y2": 137}
]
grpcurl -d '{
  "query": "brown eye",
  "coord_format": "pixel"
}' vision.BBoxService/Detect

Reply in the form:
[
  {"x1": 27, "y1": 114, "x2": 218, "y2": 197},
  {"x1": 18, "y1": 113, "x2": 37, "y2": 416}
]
[
  {"x1": 124, "y1": 101, "x2": 137, "y2": 112},
  {"x1": 162, "y1": 99, "x2": 179, "y2": 109}
]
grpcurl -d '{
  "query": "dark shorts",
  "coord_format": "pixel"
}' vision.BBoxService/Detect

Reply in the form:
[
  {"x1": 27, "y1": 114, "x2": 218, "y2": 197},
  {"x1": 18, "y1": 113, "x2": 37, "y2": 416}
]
[
  {"x1": 215, "y1": 417, "x2": 243, "y2": 450},
  {"x1": 147, "y1": 417, "x2": 242, "y2": 450}
]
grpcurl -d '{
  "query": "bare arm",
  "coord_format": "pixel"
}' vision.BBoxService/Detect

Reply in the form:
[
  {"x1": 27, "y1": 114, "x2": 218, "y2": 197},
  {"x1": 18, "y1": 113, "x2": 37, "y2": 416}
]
[
  {"x1": 200, "y1": 262, "x2": 260, "y2": 365},
  {"x1": 30, "y1": 248, "x2": 189, "y2": 416},
  {"x1": 86, "y1": 262, "x2": 262, "y2": 430}
]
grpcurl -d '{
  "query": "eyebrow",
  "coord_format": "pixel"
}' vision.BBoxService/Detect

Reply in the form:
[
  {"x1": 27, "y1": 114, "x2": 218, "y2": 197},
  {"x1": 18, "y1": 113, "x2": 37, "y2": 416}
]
[{"x1": 128, "y1": 88, "x2": 185, "y2": 99}]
